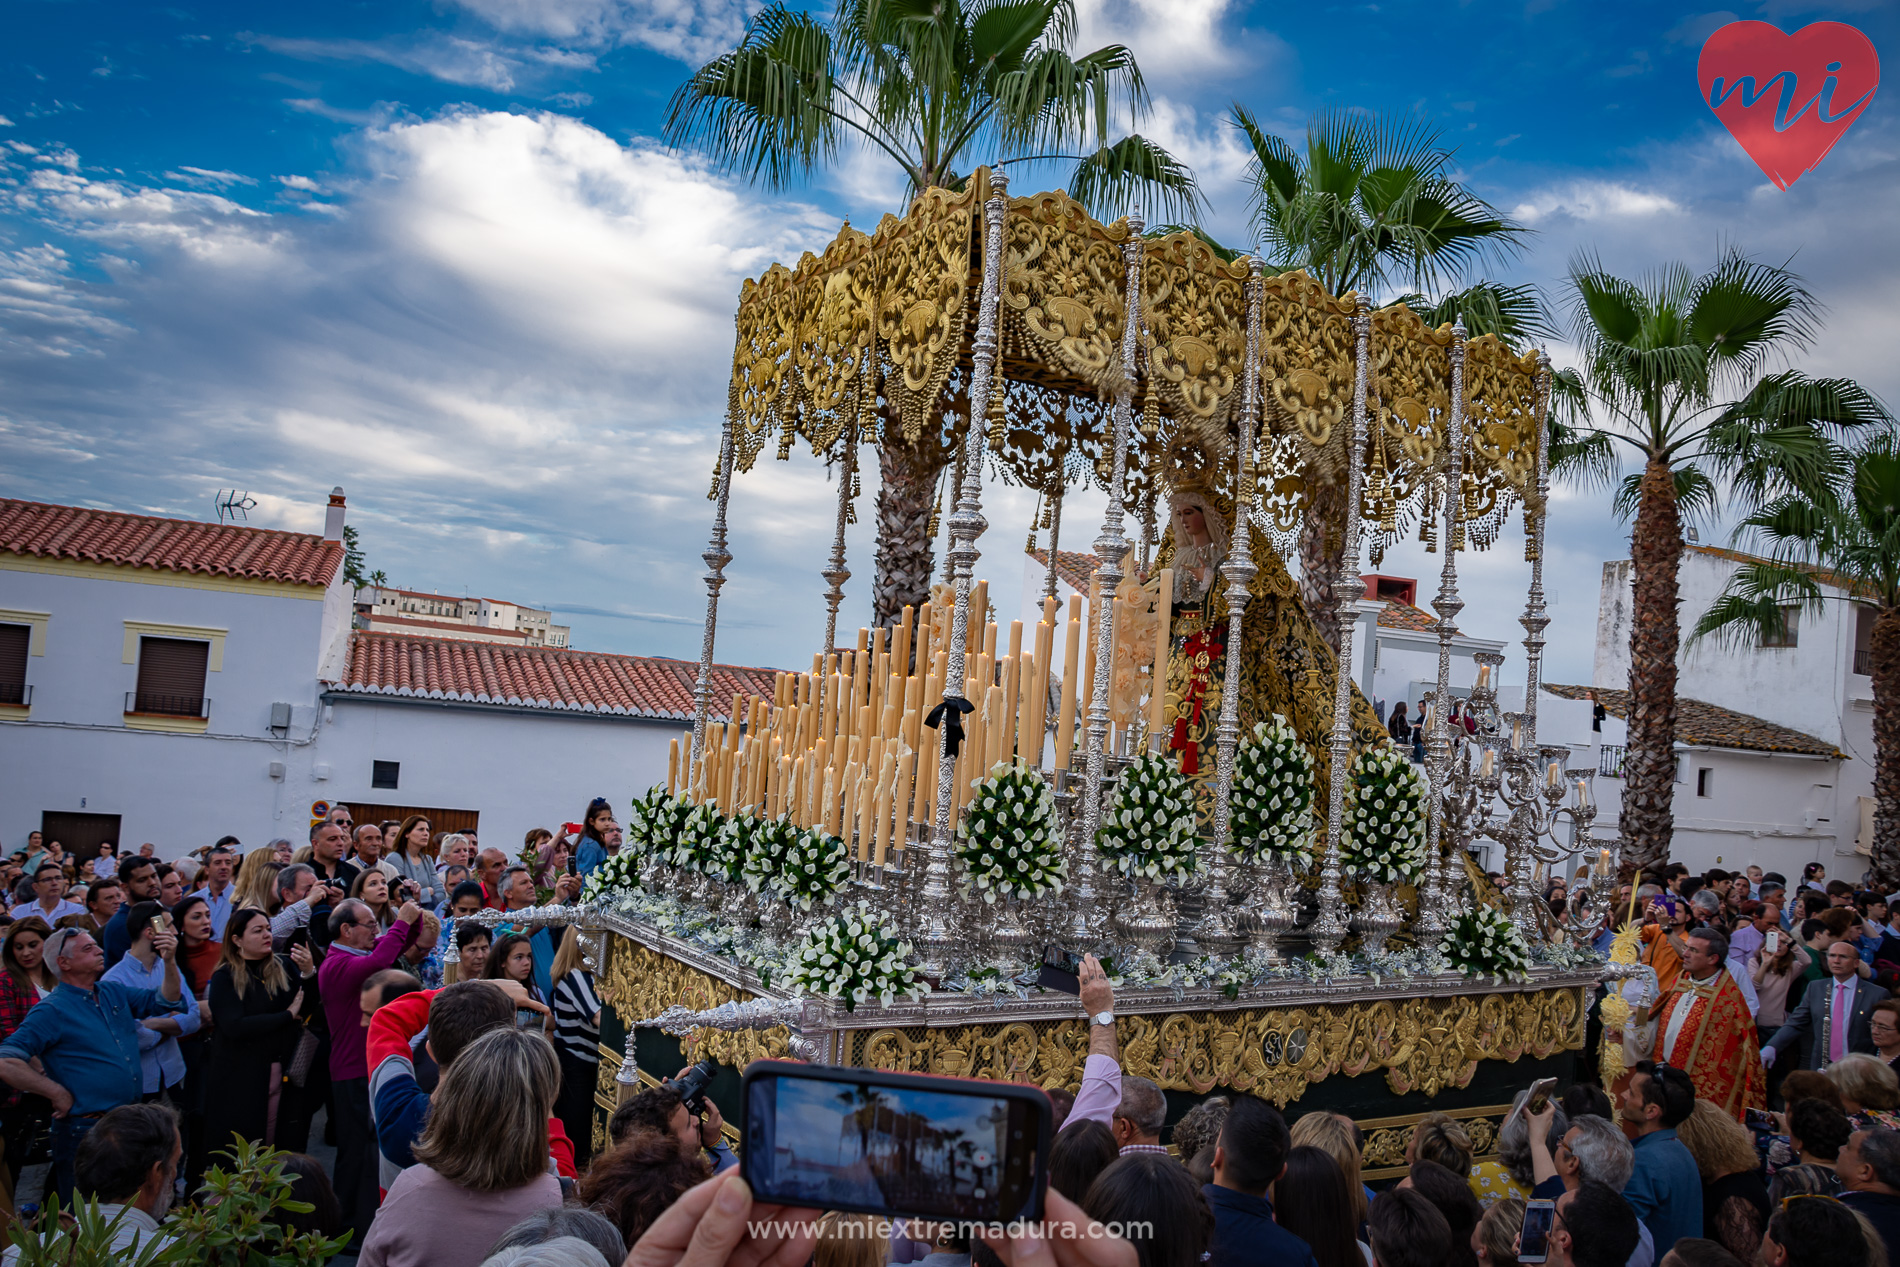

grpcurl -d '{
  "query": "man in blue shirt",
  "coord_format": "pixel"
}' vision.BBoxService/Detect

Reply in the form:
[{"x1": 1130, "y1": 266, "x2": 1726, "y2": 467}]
[
  {"x1": 1618, "y1": 1060, "x2": 1702, "y2": 1254},
  {"x1": 100, "y1": 902, "x2": 201, "y2": 1100},
  {"x1": 101, "y1": 856, "x2": 162, "y2": 970},
  {"x1": 187, "y1": 845, "x2": 238, "y2": 942},
  {"x1": 1204, "y1": 1093, "x2": 1320, "y2": 1267},
  {"x1": 0, "y1": 925, "x2": 187, "y2": 1206}
]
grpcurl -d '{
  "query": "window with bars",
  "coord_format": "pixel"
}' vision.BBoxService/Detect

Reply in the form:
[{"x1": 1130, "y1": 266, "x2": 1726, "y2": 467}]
[
  {"x1": 131, "y1": 637, "x2": 209, "y2": 716},
  {"x1": 1760, "y1": 606, "x2": 1800, "y2": 648},
  {"x1": 0, "y1": 625, "x2": 27, "y2": 707}
]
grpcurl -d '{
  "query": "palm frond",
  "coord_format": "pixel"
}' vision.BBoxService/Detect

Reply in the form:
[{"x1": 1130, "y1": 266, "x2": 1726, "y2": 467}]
[
  {"x1": 1687, "y1": 244, "x2": 1821, "y2": 385},
  {"x1": 1146, "y1": 223, "x2": 1240, "y2": 261},
  {"x1": 1610, "y1": 462, "x2": 1715, "y2": 524},
  {"x1": 1391, "y1": 281, "x2": 1556, "y2": 350},
  {"x1": 1067, "y1": 134, "x2": 1202, "y2": 224}
]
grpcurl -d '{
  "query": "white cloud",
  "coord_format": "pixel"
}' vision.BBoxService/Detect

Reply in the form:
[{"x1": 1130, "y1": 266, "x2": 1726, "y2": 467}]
[
  {"x1": 1510, "y1": 181, "x2": 1684, "y2": 225},
  {"x1": 442, "y1": 0, "x2": 760, "y2": 64},
  {"x1": 167, "y1": 166, "x2": 259, "y2": 189},
  {"x1": 276, "y1": 174, "x2": 322, "y2": 192},
  {"x1": 243, "y1": 31, "x2": 591, "y2": 92}
]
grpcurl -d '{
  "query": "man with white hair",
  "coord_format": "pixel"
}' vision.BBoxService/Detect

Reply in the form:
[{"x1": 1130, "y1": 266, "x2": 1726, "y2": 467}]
[
  {"x1": 1527, "y1": 1105, "x2": 1657, "y2": 1267},
  {"x1": 0, "y1": 926, "x2": 186, "y2": 1205}
]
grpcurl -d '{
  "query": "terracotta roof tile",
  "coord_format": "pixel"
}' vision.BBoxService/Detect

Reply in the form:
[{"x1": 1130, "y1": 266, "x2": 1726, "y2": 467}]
[
  {"x1": 1377, "y1": 600, "x2": 1441, "y2": 632},
  {"x1": 1544, "y1": 683, "x2": 1843, "y2": 759},
  {"x1": 0, "y1": 498, "x2": 343, "y2": 587},
  {"x1": 1026, "y1": 548, "x2": 1101, "y2": 595},
  {"x1": 326, "y1": 632, "x2": 779, "y2": 720}
]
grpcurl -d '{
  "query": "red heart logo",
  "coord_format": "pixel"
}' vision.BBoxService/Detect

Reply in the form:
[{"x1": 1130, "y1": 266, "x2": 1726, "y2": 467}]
[{"x1": 1697, "y1": 20, "x2": 1880, "y2": 190}]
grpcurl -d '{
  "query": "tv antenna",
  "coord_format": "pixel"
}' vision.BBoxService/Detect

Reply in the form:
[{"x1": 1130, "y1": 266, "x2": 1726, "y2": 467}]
[{"x1": 214, "y1": 490, "x2": 257, "y2": 524}]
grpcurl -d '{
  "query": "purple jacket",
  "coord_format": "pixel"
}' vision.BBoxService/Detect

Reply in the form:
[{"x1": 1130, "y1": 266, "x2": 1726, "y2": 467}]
[{"x1": 319, "y1": 918, "x2": 418, "y2": 1081}]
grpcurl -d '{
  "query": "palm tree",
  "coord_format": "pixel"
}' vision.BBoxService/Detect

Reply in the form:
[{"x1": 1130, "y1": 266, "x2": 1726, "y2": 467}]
[
  {"x1": 668, "y1": 0, "x2": 1201, "y2": 626},
  {"x1": 1691, "y1": 432, "x2": 1900, "y2": 886},
  {"x1": 1231, "y1": 108, "x2": 1527, "y2": 649},
  {"x1": 1562, "y1": 247, "x2": 1889, "y2": 875}
]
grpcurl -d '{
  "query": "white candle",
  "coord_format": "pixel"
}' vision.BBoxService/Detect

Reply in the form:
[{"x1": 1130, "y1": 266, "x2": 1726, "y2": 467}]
[
  {"x1": 1577, "y1": 778, "x2": 1594, "y2": 810},
  {"x1": 1479, "y1": 749, "x2": 1496, "y2": 779},
  {"x1": 1546, "y1": 760, "x2": 1563, "y2": 788}
]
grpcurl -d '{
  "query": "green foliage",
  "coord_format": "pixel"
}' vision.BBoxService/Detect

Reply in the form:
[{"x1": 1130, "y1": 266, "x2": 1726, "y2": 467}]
[
  {"x1": 665, "y1": 0, "x2": 1200, "y2": 222},
  {"x1": 340, "y1": 525, "x2": 367, "y2": 592},
  {"x1": 5, "y1": 1138, "x2": 350, "y2": 1265},
  {"x1": 1230, "y1": 106, "x2": 1524, "y2": 299},
  {"x1": 670, "y1": 800, "x2": 729, "y2": 874},
  {"x1": 626, "y1": 785, "x2": 690, "y2": 861},
  {"x1": 743, "y1": 817, "x2": 852, "y2": 910}
]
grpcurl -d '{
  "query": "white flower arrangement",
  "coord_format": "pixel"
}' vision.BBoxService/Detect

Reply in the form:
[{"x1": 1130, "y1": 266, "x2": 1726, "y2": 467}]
[
  {"x1": 670, "y1": 800, "x2": 728, "y2": 874},
  {"x1": 709, "y1": 812, "x2": 759, "y2": 885},
  {"x1": 626, "y1": 784, "x2": 690, "y2": 860},
  {"x1": 1095, "y1": 752, "x2": 1202, "y2": 882},
  {"x1": 786, "y1": 902, "x2": 925, "y2": 1011},
  {"x1": 1445, "y1": 904, "x2": 1534, "y2": 981},
  {"x1": 1340, "y1": 744, "x2": 1429, "y2": 884},
  {"x1": 1230, "y1": 715, "x2": 1316, "y2": 870},
  {"x1": 956, "y1": 760, "x2": 1066, "y2": 902},
  {"x1": 742, "y1": 816, "x2": 852, "y2": 911},
  {"x1": 580, "y1": 848, "x2": 643, "y2": 902}
]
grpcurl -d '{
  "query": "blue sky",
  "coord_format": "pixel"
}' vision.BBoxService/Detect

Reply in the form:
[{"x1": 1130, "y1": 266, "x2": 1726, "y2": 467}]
[{"x1": 2, "y1": 0, "x2": 1895, "y2": 693}]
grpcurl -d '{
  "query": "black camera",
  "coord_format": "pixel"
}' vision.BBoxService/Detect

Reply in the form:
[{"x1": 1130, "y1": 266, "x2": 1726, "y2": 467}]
[{"x1": 666, "y1": 1059, "x2": 717, "y2": 1116}]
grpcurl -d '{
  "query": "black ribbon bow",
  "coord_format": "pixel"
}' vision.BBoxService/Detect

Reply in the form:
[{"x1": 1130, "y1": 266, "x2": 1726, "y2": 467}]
[{"x1": 925, "y1": 694, "x2": 977, "y2": 758}]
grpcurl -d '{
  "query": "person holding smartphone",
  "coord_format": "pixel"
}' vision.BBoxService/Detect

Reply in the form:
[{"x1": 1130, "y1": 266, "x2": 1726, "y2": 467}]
[{"x1": 1752, "y1": 923, "x2": 1810, "y2": 1102}]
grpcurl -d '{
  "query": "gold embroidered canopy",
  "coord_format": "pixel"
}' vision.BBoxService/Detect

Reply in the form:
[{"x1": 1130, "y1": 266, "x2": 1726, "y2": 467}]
[{"x1": 725, "y1": 167, "x2": 1548, "y2": 557}]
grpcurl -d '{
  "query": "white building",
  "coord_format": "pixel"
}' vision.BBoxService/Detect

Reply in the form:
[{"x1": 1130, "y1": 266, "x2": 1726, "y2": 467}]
[
  {"x1": 1581, "y1": 544, "x2": 1870, "y2": 875},
  {"x1": 360, "y1": 585, "x2": 571, "y2": 649},
  {"x1": 0, "y1": 492, "x2": 771, "y2": 858}
]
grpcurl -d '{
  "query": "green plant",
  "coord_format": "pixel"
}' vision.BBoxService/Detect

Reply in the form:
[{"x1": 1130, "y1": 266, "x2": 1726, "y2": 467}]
[
  {"x1": 625, "y1": 785, "x2": 690, "y2": 861},
  {"x1": 4, "y1": 1139, "x2": 351, "y2": 1265},
  {"x1": 956, "y1": 760, "x2": 1065, "y2": 900},
  {"x1": 1095, "y1": 752, "x2": 1200, "y2": 882},
  {"x1": 670, "y1": 801, "x2": 729, "y2": 874},
  {"x1": 1230, "y1": 715, "x2": 1316, "y2": 870},
  {"x1": 1445, "y1": 904, "x2": 1533, "y2": 981},
  {"x1": 743, "y1": 817, "x2": 852, "y2": 911},
  {"x1": 1340, "y1": 743, "x2": 1427, "y2": 884}
]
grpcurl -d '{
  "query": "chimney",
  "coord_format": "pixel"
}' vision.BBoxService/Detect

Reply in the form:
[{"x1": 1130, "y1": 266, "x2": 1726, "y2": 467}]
[{"x1": 324, "y1": 487, "x2": 347, "y2": 542}]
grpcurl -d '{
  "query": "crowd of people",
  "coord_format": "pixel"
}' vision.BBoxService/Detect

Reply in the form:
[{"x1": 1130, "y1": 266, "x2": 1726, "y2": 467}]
[{"x1": 4, "y1": 816, "x2": 1897, "y2": 1267}]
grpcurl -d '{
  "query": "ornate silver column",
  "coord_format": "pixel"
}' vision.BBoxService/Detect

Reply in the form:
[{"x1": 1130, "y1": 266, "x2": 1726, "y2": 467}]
[
  {"x1": 1311, "y1": 296, "x2": 1373, "y2": 957},
  {"x1": 1503, "y1": 351, "x2": 1557, "y2": 929},
  {"x1": 821, "y1": 432, "x2": 856, "y2": 653},
  {"x1": 914, "y1": 170, "x2": 1010, "y2": 982},
  {"x1": 1197, "y1": 260, "x2": 1264, "y2": 955},
  {"x1": 1415, "y1": 323, "x2": 1469, "y2": 949},
  {"x1": 1080, "y1": 212, "x2": 1145, "y2": 849},
  {"x1": 1043, "y1": 487, "x2": 1064, "y2": 602},
  {"x1": 689, "y1": 411, "x2": 738, "y2": 773}
]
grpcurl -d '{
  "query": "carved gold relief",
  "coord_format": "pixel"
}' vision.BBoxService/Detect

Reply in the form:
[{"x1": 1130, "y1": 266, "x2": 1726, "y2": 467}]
[
  {"x1": 596, "y1": 936, "x2": 790, "y2": 1070},
  {"x1": 840, "y1": 986, "x2": 1585, "y2": 1107}
]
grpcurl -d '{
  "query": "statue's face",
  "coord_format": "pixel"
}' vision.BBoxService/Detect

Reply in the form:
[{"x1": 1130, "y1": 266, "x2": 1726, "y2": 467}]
[{"x1": 1182, "y1": 504, "x2": 1206, "y2": 536}]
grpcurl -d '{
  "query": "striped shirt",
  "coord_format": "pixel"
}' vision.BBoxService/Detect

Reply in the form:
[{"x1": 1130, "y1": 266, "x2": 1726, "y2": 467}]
[{"x1": 550, "y1": 970, "x2": 601, "y2": 1062}]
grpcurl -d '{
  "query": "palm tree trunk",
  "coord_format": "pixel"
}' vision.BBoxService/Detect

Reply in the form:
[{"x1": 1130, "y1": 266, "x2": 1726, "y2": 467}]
[
  {"x1": 872, "y1": 430, "x2": 945, "y2": 628},
  {"x1": 1299, "y1": 484, "x2": 1347, "y2": 653},
  {"x1": 1620, "y1": 457, "x2": 1682, "y2": 878},
  {"x1": 1870, "y1": 606, "x2": 1900, "y2": 890}
]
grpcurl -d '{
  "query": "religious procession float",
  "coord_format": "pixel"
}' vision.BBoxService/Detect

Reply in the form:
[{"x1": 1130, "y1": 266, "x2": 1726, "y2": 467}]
[{"x1": 455, "y1": 169, "x2": 1642, "y2": 1172}]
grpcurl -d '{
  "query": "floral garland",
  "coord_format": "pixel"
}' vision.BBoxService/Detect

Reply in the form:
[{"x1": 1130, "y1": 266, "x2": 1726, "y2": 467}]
[
  {"x1": 625, "y1": 784, "x2": 690, "y2": 861},
  {"x1": 669, "y1": 800, "x2": 728, "y2": 873},
  {"x1": 786, "y1": 903, "x2": 925, "y2": 1011},
  {"x1": 580, "y1": 849, "x2": 642, "y2": 902},
  {"x1": 742, "y1": 817, "x2": 852, "y2": 911},
  {"x1": 956, "y1": 761, "x2": 1065, "y2": 901},
  {"x1": 1095, "y1": 752, "x2": 1201, "y2": 882},
  {"x1": 1445, "y1": 904, "x2": 1534, "y2": 981},
  {"x1": 1340, "y1": 744, "x2": 1429, "y2": 884},
  {"x1": 1229, "y1": 715, "x2": 1316, "y2": 870}
]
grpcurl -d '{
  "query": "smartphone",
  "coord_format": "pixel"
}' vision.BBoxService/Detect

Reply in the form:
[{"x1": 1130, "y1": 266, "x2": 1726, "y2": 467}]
[
  {"x1": 742, "y1": 1060, "x2": 1052, "y2": 1224},
  {"x1": 1038, "y1": 946, "x2": 1083, "y2": 996},
  {"x1": 154, "y1": 912, "x2": 173, "y2": 934},
  {"x1": 1519, "y1": 1199, "x2": 1555, "y2": 1263},
  {"x1": 1524, "y1": 1077, "x2": 1559, "y2": 1115},
  {"x1": 514, "y1": 1008, "x2": 541, "y2": 1030},
  {"x1": 1765, "y1": 930, "x2": 1781, "y2": 955},
  {"x1": 1745, "y1": 1107, "x2": 1777, "y2": 1131}
]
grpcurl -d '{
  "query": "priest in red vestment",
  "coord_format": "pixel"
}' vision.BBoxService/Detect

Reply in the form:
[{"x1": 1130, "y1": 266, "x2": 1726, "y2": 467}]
[{"x1": 1640, "y1": 925, "x2": 1766, "y2": 1120}]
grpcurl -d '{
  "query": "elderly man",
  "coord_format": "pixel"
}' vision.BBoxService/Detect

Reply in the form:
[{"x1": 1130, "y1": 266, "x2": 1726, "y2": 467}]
[
  {"x1": 0, "y1": 1104, "x2": 183, "y2": 1262},
  {"x1": 1840, "y1": 1128, "x2": 1900, "y2": 1257},
  {"x1": 497, "y1": 865, "x2": 575, "y2": 1000},
  {"x1": 0, "y1": 926, "x2": 185, "y2": 1205},
  {"x1": 319, "y1": 894, "x2": 421, "y2": 1243},
  {"x1": 1526, "y1": 1104, "x2": 1658, "y2": 1267},
  {"x1": 11, "y1": 863, "x2": 83, "y2": 925},
  {"x1": 350, "y1": 823, "x2": 399, "y2": 882},
  {"x1": 475, "y1": 847, "x2": 509, "y2": 911},
  {"x1": 1638, "y1": 925, "x2": 1765, "y2": 1117},
  {"x1": 1765, "y1": 939, "x2": 1892, "y2": 1070},
  {"x1": 267, "y1": 863, "x2": 341, "y2": 950},
  {"x1": 188, "y1": 845, "x2": 237, "y2": 940}
]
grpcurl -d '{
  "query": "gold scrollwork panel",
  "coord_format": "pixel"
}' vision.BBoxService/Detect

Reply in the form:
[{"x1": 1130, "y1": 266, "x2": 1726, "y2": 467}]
[
  {"x1": 842, "y1": 987, "x2": 1584, "y2": 1108},
  {"x1": 1359, "y1": 1103, "x2": 1512, "y2": 1180},
  {"x1": 596, "y1": 937, "x2": 790, "y2": 1070}
]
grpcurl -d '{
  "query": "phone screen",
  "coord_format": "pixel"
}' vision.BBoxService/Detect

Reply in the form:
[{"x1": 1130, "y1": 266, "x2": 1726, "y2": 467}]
[
  {"x1": 744, "y1": 1066, "x2": 1046, "y2": 1223},
  {"x1": 514, "y1": 1008, "x2": 540, "y2": 1029},
  {"x1": 1519, "y1": 1201, "x2": 1555, "y2": 1262}
]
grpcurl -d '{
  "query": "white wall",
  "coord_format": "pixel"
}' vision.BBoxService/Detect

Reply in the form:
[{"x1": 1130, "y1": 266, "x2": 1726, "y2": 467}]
[
  {"x1": 0, "y1": 563, "x2": 345, "y2": 854},
  {"x1": 315, "y1": 697, "x2": 682, "y2": 846}
]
